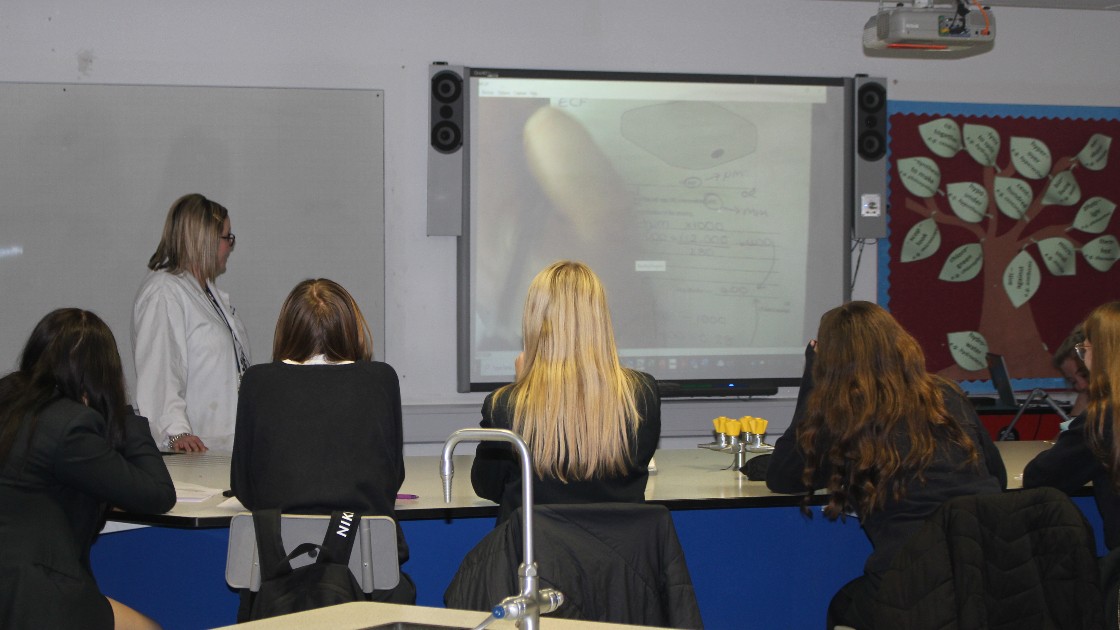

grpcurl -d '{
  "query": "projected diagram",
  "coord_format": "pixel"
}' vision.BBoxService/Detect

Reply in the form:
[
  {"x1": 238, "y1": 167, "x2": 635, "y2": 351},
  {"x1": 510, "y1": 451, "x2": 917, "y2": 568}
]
[
  {"x1": 620, "y1": 101, "x2": 757, "y2": 169},
  {"x1": 471, "y1": 94, "x2": 817, "y2": 381},
  {"x1": 555, "y1": 98, "x2": 813, "y2": 351}
]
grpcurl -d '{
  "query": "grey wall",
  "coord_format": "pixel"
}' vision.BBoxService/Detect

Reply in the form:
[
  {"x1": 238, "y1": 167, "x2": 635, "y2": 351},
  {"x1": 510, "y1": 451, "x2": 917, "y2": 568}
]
[{"x1": 1, "y1": 1, "x2": 1117, "y2": 453}]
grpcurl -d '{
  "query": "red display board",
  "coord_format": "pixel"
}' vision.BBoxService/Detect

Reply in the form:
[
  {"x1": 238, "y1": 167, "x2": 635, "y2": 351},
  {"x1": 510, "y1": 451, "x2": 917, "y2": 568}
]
[{"x1": 884, "y1": 107, "x2": 1120, "y2": 384}]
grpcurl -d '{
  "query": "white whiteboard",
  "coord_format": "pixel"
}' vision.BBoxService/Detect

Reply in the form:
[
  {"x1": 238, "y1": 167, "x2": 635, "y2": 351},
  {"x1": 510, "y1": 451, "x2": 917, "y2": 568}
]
[{"x1": 0, "y1": 83, "x2": 385, "y2": 397}]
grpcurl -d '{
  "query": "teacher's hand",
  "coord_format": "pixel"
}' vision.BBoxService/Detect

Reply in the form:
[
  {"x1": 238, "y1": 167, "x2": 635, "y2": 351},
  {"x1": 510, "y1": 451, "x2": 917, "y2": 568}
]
[{"x1": 171, "y1": 435, "x2": 208, "y2": 452}]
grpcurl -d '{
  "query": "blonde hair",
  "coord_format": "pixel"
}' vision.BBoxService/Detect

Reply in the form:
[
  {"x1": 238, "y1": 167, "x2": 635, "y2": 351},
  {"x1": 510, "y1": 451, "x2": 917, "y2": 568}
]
[
  {"x1": 1083, "y1": 301, "x2": 1120, "y2": 489},
  {"x1": 147, "y1": 193, "x2": 229, "y2": 283},
  {"x1": 272, "y1": 279, "x2": 373, "y2": 363},
  {"x1": 497, "y1": 261, "x2": 646, "y2": 481}
]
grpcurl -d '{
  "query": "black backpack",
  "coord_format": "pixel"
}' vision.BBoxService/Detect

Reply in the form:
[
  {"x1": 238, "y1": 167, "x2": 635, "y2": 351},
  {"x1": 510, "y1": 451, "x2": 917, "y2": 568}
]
[{"x1": 249, "y1": 509, "x2": 367, "y2": 620}]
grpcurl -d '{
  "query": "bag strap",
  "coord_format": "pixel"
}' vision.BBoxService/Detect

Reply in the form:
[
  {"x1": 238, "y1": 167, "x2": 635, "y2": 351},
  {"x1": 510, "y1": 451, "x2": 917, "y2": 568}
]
[
  {"x1": 252, "y1": 509, "x2": 294, "y2": 581},
  {"x1": 316, "y1": 510, "x2": 362, "y2": 566},
  {"x1": 252, "y1": 510, "x2": 363, "y2": 580}
]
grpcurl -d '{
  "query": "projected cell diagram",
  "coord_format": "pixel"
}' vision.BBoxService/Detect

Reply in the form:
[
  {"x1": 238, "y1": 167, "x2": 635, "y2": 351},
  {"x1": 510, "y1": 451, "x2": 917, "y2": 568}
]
[
  {"x1": 620, "y1": 101, "x2": 757, "y2": 169},
  {"x1": 553, "y1": 98, "x2": 809, "y2": 350}
]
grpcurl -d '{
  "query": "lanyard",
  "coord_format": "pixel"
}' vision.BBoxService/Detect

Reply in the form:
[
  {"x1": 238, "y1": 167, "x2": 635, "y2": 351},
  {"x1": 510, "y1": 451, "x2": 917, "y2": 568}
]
[{"x1": 204, "y1": 284, "x2": 250, "y2": 379}]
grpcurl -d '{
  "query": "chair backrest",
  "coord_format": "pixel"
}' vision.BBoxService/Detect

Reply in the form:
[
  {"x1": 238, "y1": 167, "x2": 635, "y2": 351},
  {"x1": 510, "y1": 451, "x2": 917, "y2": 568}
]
[
  {"x1": 225, "y1": 512, "x2": 399, "y2": 593},
  {"x1": 873, "y1": 487, "x2": 1103, "y2": 629}
]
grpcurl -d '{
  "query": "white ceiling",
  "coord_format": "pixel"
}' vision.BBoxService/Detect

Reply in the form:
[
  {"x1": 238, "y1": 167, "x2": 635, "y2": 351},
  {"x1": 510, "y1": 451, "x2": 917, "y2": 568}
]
[{"x1": 821, "y1": 0, "x2": 1120, "y2": 9}]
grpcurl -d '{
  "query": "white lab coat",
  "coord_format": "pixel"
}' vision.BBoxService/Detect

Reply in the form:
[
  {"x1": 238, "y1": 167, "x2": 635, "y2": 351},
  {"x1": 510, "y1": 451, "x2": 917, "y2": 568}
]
[{"x1": 132, "y1": 270, "x2": 250, "y2": 453}]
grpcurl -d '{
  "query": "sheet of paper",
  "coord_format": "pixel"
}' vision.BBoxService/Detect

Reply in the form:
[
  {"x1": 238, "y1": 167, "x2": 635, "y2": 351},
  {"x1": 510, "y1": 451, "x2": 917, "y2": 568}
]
[
  {"x1": 175, "y1": 481, "x2": 223, "y2": 503},
  {"x1": 219, "y1": 496, "x2": 246, "y2": 511}
]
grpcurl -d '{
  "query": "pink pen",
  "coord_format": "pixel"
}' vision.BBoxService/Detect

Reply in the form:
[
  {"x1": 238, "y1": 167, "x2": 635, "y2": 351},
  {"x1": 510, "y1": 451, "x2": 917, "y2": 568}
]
[{"x1": 396, "y1": 493, "x2": 419, "y2": 500}]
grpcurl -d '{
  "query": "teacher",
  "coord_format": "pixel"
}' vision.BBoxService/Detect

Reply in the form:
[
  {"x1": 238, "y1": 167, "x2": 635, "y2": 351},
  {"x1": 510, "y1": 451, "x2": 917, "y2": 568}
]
[{"x1": 132, "y1": 193, "x2": 250, "y2": 453}]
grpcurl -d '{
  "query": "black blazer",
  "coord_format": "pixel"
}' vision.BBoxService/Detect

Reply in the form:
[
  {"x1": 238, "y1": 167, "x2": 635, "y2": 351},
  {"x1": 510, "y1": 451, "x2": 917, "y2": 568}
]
[{"x1": 0, "y1": 398, "x2": 176, "y2": 630}]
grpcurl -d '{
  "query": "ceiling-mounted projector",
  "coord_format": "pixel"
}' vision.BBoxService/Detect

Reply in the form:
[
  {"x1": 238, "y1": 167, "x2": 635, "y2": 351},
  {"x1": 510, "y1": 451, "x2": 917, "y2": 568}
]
[{"x1": 864, "y1": 1, "x2": 995, "y2": 54}]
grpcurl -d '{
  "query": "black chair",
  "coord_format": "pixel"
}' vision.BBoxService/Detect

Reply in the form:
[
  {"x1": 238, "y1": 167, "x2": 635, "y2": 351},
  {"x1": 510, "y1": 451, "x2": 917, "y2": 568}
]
[{"x1": 445, "y1": 503, "x2": 704, "y2": 629}]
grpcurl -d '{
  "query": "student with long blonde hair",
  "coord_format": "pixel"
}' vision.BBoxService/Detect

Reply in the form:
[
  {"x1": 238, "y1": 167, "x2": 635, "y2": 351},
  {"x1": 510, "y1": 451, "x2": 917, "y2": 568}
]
[
  {"x1": 766, "y1": 301, "x2": 1005, "y2": 628},
  {"x1": 471, "y1": 261, "x2": 661, "y2": 522}
]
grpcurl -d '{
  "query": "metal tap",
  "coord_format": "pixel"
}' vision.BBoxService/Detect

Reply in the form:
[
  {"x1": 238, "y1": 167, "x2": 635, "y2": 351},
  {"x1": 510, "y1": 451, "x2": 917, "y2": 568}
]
[{"x1": 441, "y1": 428, "x2": 563, "y2": 630}]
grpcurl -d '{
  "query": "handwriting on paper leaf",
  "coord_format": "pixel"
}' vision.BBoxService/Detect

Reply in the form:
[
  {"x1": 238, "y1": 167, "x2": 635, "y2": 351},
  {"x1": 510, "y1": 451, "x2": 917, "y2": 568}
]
[
  {"x1": 1009, "y1": 137, "x2": 1052, "y2": 180},
  {"x1": 920, "y1": 118, "x2": 962, "y2": 158},
  {"x1": 897, "y1": 157, "x2": 940, "y2": 198},
  {"x1": 946, "y1": 182, "x2": 988, "y2": 223},
  {"x1": 993, "y1": 177, "x2": 1032, "y2": 219},
  {"x1": 1077, "y1": 134, "x2": 1112, "y2": 171},
  {"x1": 964, "y1": 124, "x2": 1000, "y2": 167},
  {"x1": 947, "y1": 331, "x2": 989, "y2": 372},
  {"x1": 1042, "y1": 171, "x2": 1081, "y2": 207},
  {"x1": 1072, "y1": 197, "x2": 1116, "y2": 234},
  {"x1": 1002, "y1": 250, "x2": 1040, "y2": 308},
  {"x1": 939, "y1": 243, "x2": 983, "y2": 282},
  {"x1": 901, "y1": 217, "x2": 941, "y2": 262},
  {"x1": 1082, "y1": 235, "x2": 1119, "y2": 272},
  {"x1": 1036, "y1": 237, "x2": 1076, "y2": 276}
]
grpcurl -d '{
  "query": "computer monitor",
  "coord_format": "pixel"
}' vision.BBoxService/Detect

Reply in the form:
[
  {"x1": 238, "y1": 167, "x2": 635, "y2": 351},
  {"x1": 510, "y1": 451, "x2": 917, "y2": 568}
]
[{"x1": 985, "y1": 352, "x2": 1019, "y2": 408}]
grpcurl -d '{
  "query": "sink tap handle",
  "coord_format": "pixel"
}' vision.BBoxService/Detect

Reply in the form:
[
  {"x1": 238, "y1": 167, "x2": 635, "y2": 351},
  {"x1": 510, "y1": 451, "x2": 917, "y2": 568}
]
[{"x1": 491, "y1": 588, "x2": 565, "y2": 621}]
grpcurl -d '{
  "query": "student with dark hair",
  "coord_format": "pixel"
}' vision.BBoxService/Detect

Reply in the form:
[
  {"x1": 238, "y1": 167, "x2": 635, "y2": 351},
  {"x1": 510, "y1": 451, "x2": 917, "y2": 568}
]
[
  {"x1": 766, "y1": 301, "x2": 1006, "y2": 628},
  {"x1": 231, "y1": 279, "x2": 414, "y2": 607},
  {"x1": 1052, "y1": 323, "x2": 1090, "y2": 417},
  {"x1": 0, "y1": 309, "x2": 176, "y2": 630}
]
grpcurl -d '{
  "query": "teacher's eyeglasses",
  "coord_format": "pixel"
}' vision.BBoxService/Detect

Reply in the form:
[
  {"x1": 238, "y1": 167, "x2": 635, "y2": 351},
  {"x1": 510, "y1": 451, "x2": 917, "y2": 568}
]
[
  {"x1": 219, "y1": 233, "x2": 236, "y2": 247},
  {"x1": 1074, "y1": 343, "x2": 1090, "y2": 362}
]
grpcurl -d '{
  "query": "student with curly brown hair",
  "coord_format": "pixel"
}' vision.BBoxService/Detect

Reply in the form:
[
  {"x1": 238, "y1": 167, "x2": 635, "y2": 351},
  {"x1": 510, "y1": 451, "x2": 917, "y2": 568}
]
[{"x1": 766, "y1": 301, "x2": 1006, "y2": 628}]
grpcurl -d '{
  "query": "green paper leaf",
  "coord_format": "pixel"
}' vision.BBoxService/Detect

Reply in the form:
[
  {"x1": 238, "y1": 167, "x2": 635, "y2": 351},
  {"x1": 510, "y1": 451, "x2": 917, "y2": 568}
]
[
  {"x1": 1036, "y1": 237, "x2": 1077, "y2": 276},
  {"x1": 1042, "y1": 171, "x2": 1081, "y2": 207},
  {"x1": 947, "y1": 331, "x2": 989, "y2": 372},
  {"x1": 1077, "y1": 134, "x2": 1112, "y2": 171},
  {"x1": 920, "y1": 119, "x2": 962, "y2": 158},
  {"x1": 945, "y1": 182, "x2": 988, "y2": 223},
  {"x1": 897, "y1": 157, "x2": 940, "y2": 198},
  {"x1": 1009, "y1": 136, "x2": 1052, "y2": 180},
  {"x1": 939, "y1": 243, "x2": 983, "y2": 282},
  {"x1": 964, "y1": 124, "x2": 1000, "y2": 167},
  {"x1": 993, "y1": 177, "x2": 1033, "y2": 220},
  {"x1": 1072, "y1": 197, "x2": 1116, "y2": 234},
  {"x1": 1082, "y1": 235, "x2": 1119, "y2": 272},
  {"x1": 901, "y1": 217, "x2": 941, "y2": 262},
  {"x1": 1002, "y1": 250, "x2": 1040, "y2": 308}
]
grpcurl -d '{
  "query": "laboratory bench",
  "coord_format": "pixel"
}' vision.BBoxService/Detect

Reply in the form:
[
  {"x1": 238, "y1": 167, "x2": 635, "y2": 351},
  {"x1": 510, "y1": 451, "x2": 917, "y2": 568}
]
[{"x1": 93, "y1": 441, "x2": 1098, "y2": 630}]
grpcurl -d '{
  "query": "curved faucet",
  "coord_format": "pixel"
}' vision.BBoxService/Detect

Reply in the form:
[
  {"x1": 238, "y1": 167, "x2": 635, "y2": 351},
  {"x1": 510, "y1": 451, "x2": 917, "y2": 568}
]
[{"x1": 441, "y1": 427, "x2": 562, "y2": 630}]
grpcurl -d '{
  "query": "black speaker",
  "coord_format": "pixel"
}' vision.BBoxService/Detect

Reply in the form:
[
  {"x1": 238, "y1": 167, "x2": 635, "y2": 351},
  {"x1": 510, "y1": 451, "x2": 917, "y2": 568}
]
[
  {"x1": 430, "y1": 69, "x2": 463, "y2": 154},
  {"x1": 852, "y1": 76, "x2": 888, "y2": 240},
  {"x1": 428, "y1": 64, "x2": 467, "y2": 236}
]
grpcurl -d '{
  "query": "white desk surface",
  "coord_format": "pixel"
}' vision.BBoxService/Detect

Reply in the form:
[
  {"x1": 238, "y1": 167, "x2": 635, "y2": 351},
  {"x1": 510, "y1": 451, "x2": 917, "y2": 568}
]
[
  {"x1": 112, "y1": 441, "x2": 1051, "y2": 528},
  {"x1": 216, "y1": 601, "x2": 661, "y2": 630}
]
